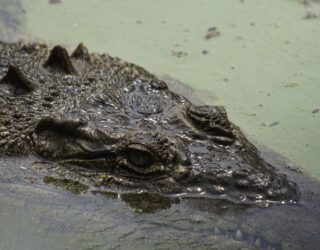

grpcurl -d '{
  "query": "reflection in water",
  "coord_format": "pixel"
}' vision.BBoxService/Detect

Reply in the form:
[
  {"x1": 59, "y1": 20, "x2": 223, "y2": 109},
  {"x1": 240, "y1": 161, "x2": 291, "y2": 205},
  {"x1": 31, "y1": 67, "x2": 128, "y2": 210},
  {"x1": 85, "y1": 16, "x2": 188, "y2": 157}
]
[
  {"x1": 181, "y1": 197, "x2": 252, "y2": 215},
  {"x1": 46, "y1": 174, "x2": 253, "y2": 214},
  {"x1": 43, "y1": 176, "x2": 89, "y2": 194},
  {"x1": 121, "y1": 192, "x2": 176, "y2": 213},
  {"x1": 93, "y1": 190, "x2": 253, "y2": 215},
  {"x1": 0, "y1": 154, "x2": 320, "y2": 249}
]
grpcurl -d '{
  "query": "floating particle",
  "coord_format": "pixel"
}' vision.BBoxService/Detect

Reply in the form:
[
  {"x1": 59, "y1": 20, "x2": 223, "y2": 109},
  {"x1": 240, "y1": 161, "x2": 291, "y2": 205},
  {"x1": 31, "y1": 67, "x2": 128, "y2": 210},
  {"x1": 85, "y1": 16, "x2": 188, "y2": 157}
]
[
  {"x1": 204, "y1": 27, "x2": 220, "y2": 40},
  {"x1": 202, "y1": 50, "x2": 209, "y2": 55},
  {"x1": 49, "y1": 0, "x2": 61, "y2": 4},
  {"x1": 269, "y1": 121, "x2": 280, "y2": 127},
  {"x1": 303, "y1": 11, "x2": 318, "y2": 19},
  {"x1": 171, "y1": 50, "x2": 188, "y2": 58}
]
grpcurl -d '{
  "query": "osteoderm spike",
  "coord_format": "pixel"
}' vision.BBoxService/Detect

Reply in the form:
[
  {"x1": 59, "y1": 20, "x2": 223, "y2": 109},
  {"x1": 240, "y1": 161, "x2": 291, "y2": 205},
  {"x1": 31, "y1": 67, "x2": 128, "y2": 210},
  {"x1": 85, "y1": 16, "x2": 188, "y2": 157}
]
[
  {"x1": 44, "y1": 45, "x2": 76, "y2": 74},
  {"x1": 71, "y1": 43, "x2": 90, "y2": 61},
  {"x1": 0, "y1": 64, "x2": 37, "y2": 93}
]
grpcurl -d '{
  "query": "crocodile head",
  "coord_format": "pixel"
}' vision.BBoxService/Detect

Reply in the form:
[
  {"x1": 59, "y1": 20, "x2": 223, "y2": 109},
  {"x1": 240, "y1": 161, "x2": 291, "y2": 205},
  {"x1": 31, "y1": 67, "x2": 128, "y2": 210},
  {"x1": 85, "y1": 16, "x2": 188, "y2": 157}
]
[{"x1": 0, "y1": 42, "x2": 299, "y2": 205}]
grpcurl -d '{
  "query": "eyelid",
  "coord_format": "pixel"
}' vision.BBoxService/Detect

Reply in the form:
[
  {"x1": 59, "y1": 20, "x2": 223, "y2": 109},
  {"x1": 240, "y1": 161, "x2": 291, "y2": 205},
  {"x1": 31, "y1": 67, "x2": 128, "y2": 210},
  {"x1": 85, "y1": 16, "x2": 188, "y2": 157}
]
[{"x1": 127, "y1": 144, "x2": 155, "y2": 156}]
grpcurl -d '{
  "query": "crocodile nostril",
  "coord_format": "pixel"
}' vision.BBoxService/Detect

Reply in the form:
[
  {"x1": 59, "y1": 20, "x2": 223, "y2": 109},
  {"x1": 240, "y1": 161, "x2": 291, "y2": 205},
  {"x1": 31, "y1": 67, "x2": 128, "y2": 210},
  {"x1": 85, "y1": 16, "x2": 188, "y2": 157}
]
[{"x1": 186, "y1": 105, "x2": 235, "y2": 145}]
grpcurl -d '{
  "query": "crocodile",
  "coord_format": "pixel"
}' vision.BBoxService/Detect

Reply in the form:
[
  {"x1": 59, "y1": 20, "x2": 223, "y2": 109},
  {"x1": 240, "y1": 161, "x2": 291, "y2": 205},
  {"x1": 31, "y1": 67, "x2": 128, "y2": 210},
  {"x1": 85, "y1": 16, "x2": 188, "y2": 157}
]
[{"x1": 0, "y1": 41, "x2": 299, "y2": 205}]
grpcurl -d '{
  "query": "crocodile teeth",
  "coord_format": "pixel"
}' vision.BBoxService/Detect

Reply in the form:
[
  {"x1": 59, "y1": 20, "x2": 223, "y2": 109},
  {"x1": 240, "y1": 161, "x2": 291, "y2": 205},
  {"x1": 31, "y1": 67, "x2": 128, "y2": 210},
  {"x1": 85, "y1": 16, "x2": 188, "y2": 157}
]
[
  {"x1": 44, "y1": 45, "x2": 76, "y2": 74},
  {"x1": 0, "y1": 64, "x2": 37, "y2": 93},
  {"x1": 71, "y1": 43, "x2": 90, "y2": 61}
]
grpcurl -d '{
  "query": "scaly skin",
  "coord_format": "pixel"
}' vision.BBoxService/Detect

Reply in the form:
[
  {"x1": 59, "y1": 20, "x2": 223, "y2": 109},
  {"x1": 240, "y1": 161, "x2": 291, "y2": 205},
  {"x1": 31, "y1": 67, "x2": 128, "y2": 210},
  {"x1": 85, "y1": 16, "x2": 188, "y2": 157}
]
[{"x1": 0, "y1": 41, "x2": 299, "y2": 205}]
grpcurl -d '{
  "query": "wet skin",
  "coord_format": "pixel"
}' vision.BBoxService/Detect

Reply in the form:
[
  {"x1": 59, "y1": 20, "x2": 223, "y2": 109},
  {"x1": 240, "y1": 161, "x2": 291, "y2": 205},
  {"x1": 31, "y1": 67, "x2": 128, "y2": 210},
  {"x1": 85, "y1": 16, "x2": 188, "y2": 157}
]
[{"x1": 0, "y1": 41, "x2": 299, "y2": 205}]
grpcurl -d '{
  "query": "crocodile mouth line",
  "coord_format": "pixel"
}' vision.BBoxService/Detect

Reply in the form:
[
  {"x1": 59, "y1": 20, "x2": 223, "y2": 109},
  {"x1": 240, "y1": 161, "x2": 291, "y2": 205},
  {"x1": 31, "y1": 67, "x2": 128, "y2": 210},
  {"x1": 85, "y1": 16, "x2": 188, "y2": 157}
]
[{"x1": 60, "y1": 149, "x2": 116, "y2": 161}]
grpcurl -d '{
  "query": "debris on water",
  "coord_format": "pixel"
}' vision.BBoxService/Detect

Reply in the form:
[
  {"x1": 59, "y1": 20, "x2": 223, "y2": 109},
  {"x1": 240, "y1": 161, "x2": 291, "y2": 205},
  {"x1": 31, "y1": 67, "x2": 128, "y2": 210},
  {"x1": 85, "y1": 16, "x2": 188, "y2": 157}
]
[
  {"x1": 135, "y1": 20, "x2": 142, "y2": 24},
  {"x1": 298, "y1": 0, "x2": 320, "y2": 6},
  {"x1": 202, "y1": 49, "x2": 209, "y2": 55},
  {"x1": 298, "y1": 0, "x2": 311, "y2": 5},
  {"x1": 259, "y1": 104, "x2": 263, "y2": 108},
  {"x1": 311, "y1": 108, "x2": 319, "y2": 114},
  {"x1": 49, "y1": 0, "x2": 61, "y2": 4},
  {"x1": 171, "y1": 50, "x2": 188, "y2": 58},
  {"x1": 282, "y1": 82, "x2": 299, "y2": 88},
  {"x1": 204, "y1": 26, "x2": 220, "y2": 40},
  {"x1": 303, "y1": 11, "x2": 318, "y2": 19},
  {"x1": 261, "y1": 121, "x2": 280, "y2": 127},
  {"x1": 269, "y1": 121, "x2": 280, "y2": 127}
]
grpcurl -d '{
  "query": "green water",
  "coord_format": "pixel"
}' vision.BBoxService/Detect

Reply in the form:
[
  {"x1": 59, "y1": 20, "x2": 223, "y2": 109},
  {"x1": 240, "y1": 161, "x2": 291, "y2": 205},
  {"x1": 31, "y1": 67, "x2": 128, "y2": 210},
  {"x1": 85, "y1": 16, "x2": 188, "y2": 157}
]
[
  {"x1": 0, "y1": 0, "x2": 25, "y2": 42},
  {"x1": 18, "y1": 0, "x2": 320, "y2": 178}
]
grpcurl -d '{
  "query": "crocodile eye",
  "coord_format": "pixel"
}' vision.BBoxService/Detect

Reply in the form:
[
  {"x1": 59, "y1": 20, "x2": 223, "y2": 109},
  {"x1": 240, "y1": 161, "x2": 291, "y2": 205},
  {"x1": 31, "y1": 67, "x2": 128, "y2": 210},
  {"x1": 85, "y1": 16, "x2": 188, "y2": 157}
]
[{"x1": 127, "y1": 146, "x2": 154, "y2": 168}]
